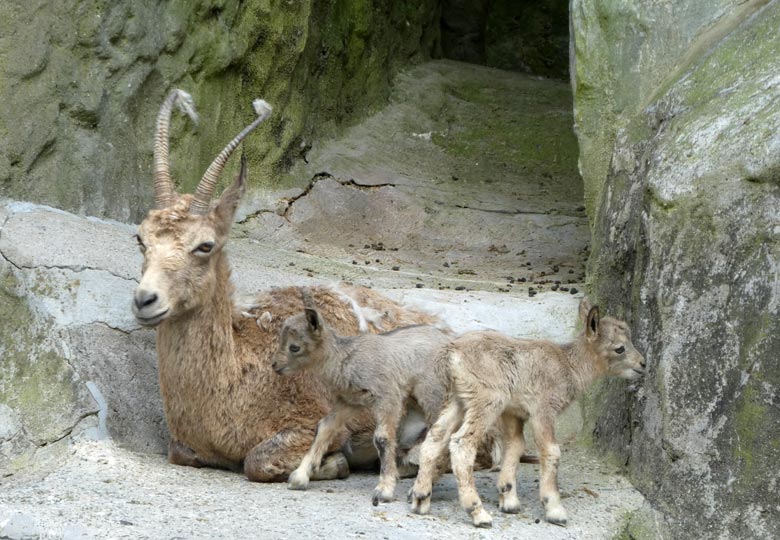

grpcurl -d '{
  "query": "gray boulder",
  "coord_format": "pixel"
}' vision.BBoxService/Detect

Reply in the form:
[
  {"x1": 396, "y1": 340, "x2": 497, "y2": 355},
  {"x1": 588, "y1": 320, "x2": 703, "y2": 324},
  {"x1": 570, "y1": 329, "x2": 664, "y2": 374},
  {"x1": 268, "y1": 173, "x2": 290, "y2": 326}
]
[
  {"x1": 572, "y1": 1, "x2": 780, "y2": 538},
  {"x1": 0, "y1": 201, "x2": 162, "y2": 469}
]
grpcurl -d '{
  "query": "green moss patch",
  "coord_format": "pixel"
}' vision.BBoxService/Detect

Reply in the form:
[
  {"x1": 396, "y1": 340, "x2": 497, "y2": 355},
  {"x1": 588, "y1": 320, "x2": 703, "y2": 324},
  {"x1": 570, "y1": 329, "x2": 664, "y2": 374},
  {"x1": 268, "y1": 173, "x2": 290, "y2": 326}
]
[{"x1": 0, "y1": 265, "x2": 96, "y2": 451}]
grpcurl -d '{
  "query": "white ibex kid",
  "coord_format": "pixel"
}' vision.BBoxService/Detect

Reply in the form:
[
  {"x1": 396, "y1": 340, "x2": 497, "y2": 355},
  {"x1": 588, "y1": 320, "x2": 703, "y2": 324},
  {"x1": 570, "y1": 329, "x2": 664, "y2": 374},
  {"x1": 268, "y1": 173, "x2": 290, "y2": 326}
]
[
  {"x1": 410, "y1": 297, "x2": 645, "y2": 527},
  {"x1": 272, "y1": 290, "x2": 452, "y2": 505}
]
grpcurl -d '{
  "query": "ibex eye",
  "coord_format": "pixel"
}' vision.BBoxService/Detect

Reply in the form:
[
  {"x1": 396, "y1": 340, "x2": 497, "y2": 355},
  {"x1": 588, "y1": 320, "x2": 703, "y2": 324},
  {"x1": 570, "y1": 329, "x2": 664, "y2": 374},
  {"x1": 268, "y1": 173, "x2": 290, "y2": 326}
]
[
  {"x1": 614, "y1": 346, "x2": 625, "y2": 354},
  {"x1": 289, "y1": 344, "x2": 300, "y2": 353},
  {"x1": 135, "y1": 234, "x2": 146, "y2": 252},
  {"x1": 194, "y1": 242, "x2": 215, "y2": 254}
]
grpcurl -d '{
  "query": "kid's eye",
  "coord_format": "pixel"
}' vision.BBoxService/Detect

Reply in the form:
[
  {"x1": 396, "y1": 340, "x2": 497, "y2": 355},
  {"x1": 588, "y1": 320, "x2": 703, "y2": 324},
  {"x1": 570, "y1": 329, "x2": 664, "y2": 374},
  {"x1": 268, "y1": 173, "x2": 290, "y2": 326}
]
[
  {"x1": 614, "y1": 346, "x2": 625, "y2": 354},
  {"x1": 194, "y1": 241, "x2": 215, "y2": 254},
  {"x1": 289, "y1": 344, "x2": 300, "y2": 353}
]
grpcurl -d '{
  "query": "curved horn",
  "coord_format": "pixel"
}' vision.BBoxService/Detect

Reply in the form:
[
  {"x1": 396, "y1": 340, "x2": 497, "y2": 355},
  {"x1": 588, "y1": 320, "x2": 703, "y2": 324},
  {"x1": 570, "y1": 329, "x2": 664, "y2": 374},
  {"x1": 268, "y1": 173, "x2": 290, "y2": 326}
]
[
  {"x1": 189, "y1": 99, "x2": 272, "y2": 216},
  {"x1": 153, "y1": 89, "x2": 198, "y2": 209}
]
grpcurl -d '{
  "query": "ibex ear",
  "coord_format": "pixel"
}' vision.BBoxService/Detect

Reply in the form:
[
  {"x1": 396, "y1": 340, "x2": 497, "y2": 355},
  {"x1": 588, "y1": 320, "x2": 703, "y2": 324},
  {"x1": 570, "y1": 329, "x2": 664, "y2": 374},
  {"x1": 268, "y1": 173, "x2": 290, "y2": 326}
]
[
  {"x1": 304, "y1": 307, "x2": 321, "y2": 334},
  {"x1": 579, "y1": 296, "x2": 593, "y2": 323},
  {"x1": 213, "y1": 152, "x2": 247, "y2": 227},
  {"x1": 301, "y1": 287, "x2": 316, "y2": 309},
  {"x1": 585, "y1": 306, "x2": 600, "y2": 341}
]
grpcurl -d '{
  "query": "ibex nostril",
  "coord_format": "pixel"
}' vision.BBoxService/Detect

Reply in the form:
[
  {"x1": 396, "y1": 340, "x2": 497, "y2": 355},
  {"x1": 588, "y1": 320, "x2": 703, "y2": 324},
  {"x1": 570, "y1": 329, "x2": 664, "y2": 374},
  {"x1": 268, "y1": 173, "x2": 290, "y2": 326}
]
[{"x1": 135, "y1": 291, "x2": 158, "y2": 310}]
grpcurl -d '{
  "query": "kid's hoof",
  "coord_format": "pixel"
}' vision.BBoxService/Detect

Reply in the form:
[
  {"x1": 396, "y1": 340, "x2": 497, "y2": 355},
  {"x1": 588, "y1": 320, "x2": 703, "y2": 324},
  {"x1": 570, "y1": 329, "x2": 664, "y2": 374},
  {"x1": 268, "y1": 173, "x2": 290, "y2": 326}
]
[
  {"x1": 546, "y1": 516, "x2": 568, "y2": 527},
  {"x1": 499, "y1": 484, "x2": 521, "y2": 513},
  {"x1": 410, "y1": 491, "x2": 432, "y2": 515},
  {"x1": 371, "y1": 488, "x2": 395, "y2": 506},
  {"x1": 471, "y1": 507, "x2": 493, "y2": 528},
  {"x1": 545, "y1": 505, "x2": 568, "y2": 526},
  {"x1": 499, "y1": 501, "x2": 521, "y2": 514},
  {"x1": 287, "y1": 469, "x2": 310, "y2": 491}
]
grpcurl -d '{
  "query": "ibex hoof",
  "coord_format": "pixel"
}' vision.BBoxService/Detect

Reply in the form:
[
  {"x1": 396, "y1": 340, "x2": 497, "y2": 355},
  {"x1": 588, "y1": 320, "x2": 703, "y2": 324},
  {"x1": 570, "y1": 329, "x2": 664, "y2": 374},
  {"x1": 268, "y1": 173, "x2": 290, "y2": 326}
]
[
  {"x1": 499, "y1": 500, "x2": 521, "y2": 514},
  {"x1": 371, "y1": 487, "x2": 394, "y2": 506},
  {"x1": 471, "y1": 507, "x2": 493, "y2": 528},
  {"x1": 313, "y1": 453, "x2": 349, "y2": 481},
  {"x1": 545, "y1": 505, "x2": 568, "y2": 526},
  {"x1": 287, "y1": 469, "x2": 310, "y2": 491},
  {"x1": 409, "y1": 490, "x2": 431, "y2": 515}
]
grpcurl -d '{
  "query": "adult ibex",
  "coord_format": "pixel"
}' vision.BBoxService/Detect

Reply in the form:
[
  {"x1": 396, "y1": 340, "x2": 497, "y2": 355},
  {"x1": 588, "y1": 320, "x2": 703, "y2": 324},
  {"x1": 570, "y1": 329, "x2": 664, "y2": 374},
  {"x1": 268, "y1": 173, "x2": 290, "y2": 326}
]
[{"x1": 132, "y1": 90, "x2": 438, "y2": 481}]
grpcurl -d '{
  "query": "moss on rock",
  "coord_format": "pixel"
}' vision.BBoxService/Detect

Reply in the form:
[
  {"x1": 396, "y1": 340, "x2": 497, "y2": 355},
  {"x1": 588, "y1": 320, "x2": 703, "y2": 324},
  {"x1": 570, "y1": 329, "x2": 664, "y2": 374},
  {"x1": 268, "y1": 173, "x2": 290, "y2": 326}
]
[
  {"x1": 0, "y1": 0, "x2": 440, "y2": 222},
  {"x1": 430, "y1": 75, "x2": 579, "y2": 179},
  {"x1": 0, "y1": 263, "x2": 96, "y2": 462},
  {"x1": 570, "y1": 0, "x2": 760, "y2": 224}
]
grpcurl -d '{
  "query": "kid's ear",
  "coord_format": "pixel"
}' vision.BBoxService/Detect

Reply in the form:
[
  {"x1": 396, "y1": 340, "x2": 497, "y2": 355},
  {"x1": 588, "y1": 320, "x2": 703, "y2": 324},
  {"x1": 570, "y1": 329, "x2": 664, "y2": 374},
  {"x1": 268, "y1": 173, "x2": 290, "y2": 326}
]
[
  {"x1": 301, "y1": 287, "x2": 316, "y2": 310},
  {"x1": 305, "y1": 307, "x2": 321, "y2": 333},
  {"x1": 586, "y1": 306, "x2": 600, "y2": 341},
  {"x1": 579, "y1": 296, "x2": 593, "y2": 322}
]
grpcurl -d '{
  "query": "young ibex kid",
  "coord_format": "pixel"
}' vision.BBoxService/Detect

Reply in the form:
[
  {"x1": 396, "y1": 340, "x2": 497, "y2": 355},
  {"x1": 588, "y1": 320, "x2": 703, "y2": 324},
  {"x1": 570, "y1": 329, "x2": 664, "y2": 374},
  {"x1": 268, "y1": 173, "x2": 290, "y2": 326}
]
[
  {"x1": 410, "y1": 297, "x2": 645, "y2": 527},
  {"x1": 272, "y1": 289, "x2": 452, "y2": 505}
]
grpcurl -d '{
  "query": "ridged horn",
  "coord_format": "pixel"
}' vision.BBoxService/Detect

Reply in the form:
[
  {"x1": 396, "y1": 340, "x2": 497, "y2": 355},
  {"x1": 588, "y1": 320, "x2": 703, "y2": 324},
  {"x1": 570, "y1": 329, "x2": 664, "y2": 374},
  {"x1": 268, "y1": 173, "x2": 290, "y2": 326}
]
[
  {"x1": 153, "y1": 89, "x2": 198, "y2": 209},
  {"x1": 189, "y1": 99, "x2": 273, "y2": 216}
]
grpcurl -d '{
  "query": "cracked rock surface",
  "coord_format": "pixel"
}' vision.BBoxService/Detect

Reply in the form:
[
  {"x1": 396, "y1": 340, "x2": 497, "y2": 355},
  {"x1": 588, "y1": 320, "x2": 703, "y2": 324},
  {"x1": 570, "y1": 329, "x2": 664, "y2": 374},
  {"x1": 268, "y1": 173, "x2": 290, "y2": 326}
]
[
  {"x1": 0, "y1": 202, "x2": 160, "y2": 463},
  {"x1": 238, "y1": 60, "x2": 589, "y2": 292}
]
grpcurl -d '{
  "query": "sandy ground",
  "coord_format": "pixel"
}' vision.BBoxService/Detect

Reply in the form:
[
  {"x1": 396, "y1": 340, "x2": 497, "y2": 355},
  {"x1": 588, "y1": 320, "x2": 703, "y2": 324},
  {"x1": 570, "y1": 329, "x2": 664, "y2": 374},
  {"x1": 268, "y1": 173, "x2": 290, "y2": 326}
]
[{"x1": 0, "y1": 436, "x2": 642, "y2": 540}]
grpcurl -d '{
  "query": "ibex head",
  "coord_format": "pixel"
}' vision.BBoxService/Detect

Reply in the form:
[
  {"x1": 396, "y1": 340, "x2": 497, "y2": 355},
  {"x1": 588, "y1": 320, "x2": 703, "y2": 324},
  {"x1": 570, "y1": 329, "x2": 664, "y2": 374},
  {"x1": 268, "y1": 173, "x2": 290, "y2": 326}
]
[
  {"x1": 271, "y1": 289, "x2": 329, "y2": 375},
  {"x1": 579, "y1": 297, "x2": 646, "y2": 380},
  {"x1": 132, "y1": 90, "x2": 272, "y2": 327}
]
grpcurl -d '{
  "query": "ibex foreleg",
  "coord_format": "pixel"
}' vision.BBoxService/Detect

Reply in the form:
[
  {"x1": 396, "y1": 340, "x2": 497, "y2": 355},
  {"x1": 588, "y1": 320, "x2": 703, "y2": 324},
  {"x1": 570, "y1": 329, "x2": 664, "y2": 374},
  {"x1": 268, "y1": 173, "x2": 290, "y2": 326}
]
[
  {"x1": 169, "y1": 440, "x2": 241, "y2": 472},
  {"x1": 287, "y1": 405, "x2": 354, "y2": 489},
  {"x1": 371, "y1": 400, "x2": 403, "y2": 505}
]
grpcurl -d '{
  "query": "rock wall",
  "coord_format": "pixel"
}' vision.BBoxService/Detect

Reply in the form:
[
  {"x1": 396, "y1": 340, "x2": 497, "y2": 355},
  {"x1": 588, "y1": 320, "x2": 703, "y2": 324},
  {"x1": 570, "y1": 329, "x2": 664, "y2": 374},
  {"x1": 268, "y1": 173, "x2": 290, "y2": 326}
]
[
  {"x1": 484, "y1": 0, "x2": 569, "y2": 78},
  {"x1": 572, "y1": 0, "x2": 780, "y2": 538},
  {"x1": 0, "y1": 0, "x2": 440, "y2": 223}
]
